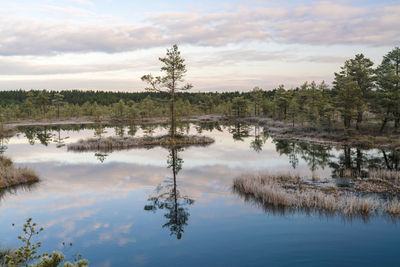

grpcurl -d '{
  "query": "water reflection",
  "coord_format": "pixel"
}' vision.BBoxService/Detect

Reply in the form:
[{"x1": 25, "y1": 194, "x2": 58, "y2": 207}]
[
  {"x1": 274, "y1": 139, "x2": 332, "y2": 174},
  {"x1": 195, "y1": 122, "x2": 222, "y2": 134},
  {"x1": 1, "y1": 122, "x2": 400, "y2": 266},
  {"x1": 232, "y1": 186, "x2": 399, "y2": 224},
  {"x1": 144, "y1": 146, "x2": 194, "y2": 239},
  {"x1": 229, "y1": 122, "x2": 250, "y2": 142},
  {"x1": 0, "y1": 135, "x2": 8, "y2": 155},
  {"x1": 330, "y1": 146, "x2": 400, "y2": 178},
  {"x1": 53, "y1": 127, "x2": 68, "y2": 148},
  {"x1": 0, "y1": 181, "x2": 38, "y2": 203},
  {"x1": 250, "y1": 125, "x2": 269, "y2": 153},
  {"x1": 13, "y1": 123, "x2": 400, "y2": 179}
]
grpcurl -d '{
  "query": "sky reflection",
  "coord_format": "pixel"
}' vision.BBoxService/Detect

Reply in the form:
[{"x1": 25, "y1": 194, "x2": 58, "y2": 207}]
[{"x1": 1, "y1": 123, "x2": 400, "y2": 266}]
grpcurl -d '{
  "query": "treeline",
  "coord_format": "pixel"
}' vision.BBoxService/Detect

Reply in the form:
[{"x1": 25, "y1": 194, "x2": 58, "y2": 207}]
[
  {"x1": 0, "y1": 89, "x2": 275, "y2": 122},
  {"x1": 0, "y1": 47, "x2": 399, "y2": 134}
]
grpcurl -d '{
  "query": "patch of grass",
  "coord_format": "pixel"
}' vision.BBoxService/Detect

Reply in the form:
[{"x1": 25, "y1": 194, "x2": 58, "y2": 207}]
[
  {"x1": 0, "y1": 156, "x2": 39, "y2": 189},
  {"x1": 368, "y1": 169, "x2": 400, "y2": 181},
  {"x1": 67, "y1": 135, "x2": 215, "y2": 151},
  {"x1": 233, "y1": 173, "x2": 400, "y2": 219}
]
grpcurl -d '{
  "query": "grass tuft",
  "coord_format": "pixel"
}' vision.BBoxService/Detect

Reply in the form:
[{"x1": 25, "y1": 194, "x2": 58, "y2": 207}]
[{"x1": 0, "y1": 156, "x2": 39, "y2": 189}]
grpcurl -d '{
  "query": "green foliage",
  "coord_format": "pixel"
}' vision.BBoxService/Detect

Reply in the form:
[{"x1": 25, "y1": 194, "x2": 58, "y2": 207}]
[
  {"x1": 6, "y1": 218, "x2": 44, "y2": 266},
  {"x1": 375, "y1": 47, "x2": 400, "y2": 131},
  {"x1": 231, "y1": 96, "x2": 248, "y2": 117},
  {"x1": 4, "y1": 218, "x2": 88, "y2": 267},
  {"x1": 141, "y1": 44, "x2": 193, "y2": 138}
]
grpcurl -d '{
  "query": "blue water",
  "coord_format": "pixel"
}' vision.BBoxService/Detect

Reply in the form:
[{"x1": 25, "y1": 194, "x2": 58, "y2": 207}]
[{"x1": 0, "y1": 123, "x2": 399, "y2": 266}]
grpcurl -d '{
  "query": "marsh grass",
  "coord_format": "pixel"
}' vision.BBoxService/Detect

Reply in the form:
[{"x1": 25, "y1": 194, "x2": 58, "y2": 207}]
[
  {"x1": 368, "y1": 169, "x2": 400, "y2": 181},
  {"x1": 67, "y1": 135, "x2": 215, "y2": 151},
  {"x1": 233, "y1": 173, "x2": 400, "y2": 219},
  {"x1": 0, "y1": 156, "x2": 39, "y2": 189}
]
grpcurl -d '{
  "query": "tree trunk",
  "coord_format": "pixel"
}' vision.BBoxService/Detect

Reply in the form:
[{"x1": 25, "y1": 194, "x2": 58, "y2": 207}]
[
  {"x1": 356, "y1": 110, "x2": 362, "y2": 130},
  {"x1": 171, "y1": 92, "x2": 175, "y2": 139},
  {"x1": 344, "y1": 115, "x2": 351, "y2": 128},
  {"x1": 380, "y1": 110, "x2": 389, "y2": 133},
  {"x1": 356, "y1": 149, "x2": 362, "y2": 177},
  {"x1": 382, "y1": 149, "x2": 391, "y2": 170},
  {"x1": 394, "y1": 113, "x2": 399, "y2": 130}
]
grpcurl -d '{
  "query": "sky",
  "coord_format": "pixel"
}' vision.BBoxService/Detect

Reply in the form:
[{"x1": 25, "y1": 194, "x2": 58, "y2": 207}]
[{"x1": 0, "y1": 0, "x2": 399, "y2": 92}]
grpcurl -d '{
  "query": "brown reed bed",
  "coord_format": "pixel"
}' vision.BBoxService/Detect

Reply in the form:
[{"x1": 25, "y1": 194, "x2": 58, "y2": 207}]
[
  {"x1": 368, "y1": 169, "x2": 400, "y2": 181},
  {"x1": 233, "y1": 173, "x2": 400, "y2": 219},
  {"x1": 0, "y1": 156, "x2": 39, "y2": 189},
  {"x1": 67, "y1": 135, "x2": 215, "y2": 151}
]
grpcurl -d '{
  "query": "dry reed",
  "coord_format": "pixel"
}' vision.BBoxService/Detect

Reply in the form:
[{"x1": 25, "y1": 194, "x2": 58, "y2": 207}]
[
  {"x1": 0, "y1": 156, "x2": 39, "y2": 189},
  {"x1": 233, "y1": 172, "x2": 400, "y2": 218},
  {"x1": 368, "y1": 169, "x2": 400, "y2": 181},
  {"x1": 68, "y1": 135, "x2": 215, "y2": 151}
]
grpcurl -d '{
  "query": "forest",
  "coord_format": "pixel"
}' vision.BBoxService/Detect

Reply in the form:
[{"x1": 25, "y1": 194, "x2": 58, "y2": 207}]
[{"x1": 0, "y1": 47, "x2": 399, "y2": 138}]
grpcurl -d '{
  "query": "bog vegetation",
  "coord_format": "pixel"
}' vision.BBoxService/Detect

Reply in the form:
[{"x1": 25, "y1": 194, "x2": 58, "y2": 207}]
[
  {"x1": 233, "y1": 172, "x2": 400, "y2": 220},
  {"x1": 0, "y1": 156, "x2": 38, "y2": 189}
]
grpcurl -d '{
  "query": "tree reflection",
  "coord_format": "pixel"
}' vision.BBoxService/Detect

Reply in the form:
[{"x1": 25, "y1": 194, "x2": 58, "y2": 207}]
[
  {"x1": 114, "y1": 125, "x2": 125, "y2": 137},
  {"x1": 53, "y1": 126, "x2": 68, "y2": 148},
  {"x1": 250, "y1": 126, "x2": 268, "y2": 152},
  {"x1": 274, "y1": 139, "x2": 299, "y2": 169},
  {"x1": 19, "y1": 126, "x2": 53, "y2": 146},
  {"x1": 141, "y1": 124, "x2": 157, "y2": 136},
  {"x1": 195, "y1": 122, "x2": 222, "y2": 134},
  {"x1": 274, "y1": 139, "x2": 332, "y2": 173},
  {"x1": 127, "y1": 124, "x2": 137, "y2": 137},
  {"x1": 95, "y1": 152, "x2": 109, "y2": 163},
  {"x1": 0, "y1": 136, "x2": 8, "y2": 155},
  {"x1": 144, "y1": 146, "x2": 194, "y2": 239},
  {"x1": 330, "y1": 146, "x2": 400, "y2": 178},
  {"x1": 297, "y1": 142, "x2": 332, "y2": 172},
  {"x1": 229, "y1": 122, "x2": 250, "y2": 141}
]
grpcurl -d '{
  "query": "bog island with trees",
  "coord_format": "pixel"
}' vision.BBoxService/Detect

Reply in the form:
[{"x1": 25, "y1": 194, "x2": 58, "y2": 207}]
[{"x1": 1, "y1": 44, "x2": 400, "y2": 266}]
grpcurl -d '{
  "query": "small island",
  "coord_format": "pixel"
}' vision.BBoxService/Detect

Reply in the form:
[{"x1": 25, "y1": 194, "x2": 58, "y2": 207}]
[
  {"x1": 0, "y1": 156, "x2": 38, "y2": 189},
  {"x1": 68, "y1": 135, "x2": 214, "y2": 151}
]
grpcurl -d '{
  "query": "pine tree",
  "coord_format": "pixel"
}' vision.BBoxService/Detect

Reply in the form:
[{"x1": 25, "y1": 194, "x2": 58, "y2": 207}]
[{"x1": 142, "y1": 45, "x2": 192, "y2": 139}]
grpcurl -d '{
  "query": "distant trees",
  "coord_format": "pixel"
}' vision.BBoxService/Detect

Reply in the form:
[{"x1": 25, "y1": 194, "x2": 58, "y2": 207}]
[
  {"x1": 35, "y1": 90, "x2": 50, "y2": 115},
  {"x1": 52, "y1": 93, "x2": 64, "y2": 118},
  {"x1": 231, "y1": 96, "x2": 248, "y2": 117},
  {"x1": 142, "y1": 44, "x2": 193, "y2": 139},
  {"x1": 252, "y1": 86, "x2": 263, "y2": 116}
]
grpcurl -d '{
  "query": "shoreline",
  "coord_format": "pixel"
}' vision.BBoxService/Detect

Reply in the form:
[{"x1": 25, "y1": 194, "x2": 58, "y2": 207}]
[{"x1": 3, "y1": 115, "x2": 399, "y2": 149}]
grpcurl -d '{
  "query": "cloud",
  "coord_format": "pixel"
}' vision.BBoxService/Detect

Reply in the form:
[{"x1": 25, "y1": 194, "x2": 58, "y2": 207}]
[
  {"x1": 0, "y1": 57, "x2": 152, "y2": 75},
  {"x1": 67, "y1": 0, "x2": 94, "y2": 6},
  {"x1": 0, "y1": 17, "x2": 166, "y2": 56},
  {"x1": 0, "y1": 1, "x2": 398, "y2": 56}
]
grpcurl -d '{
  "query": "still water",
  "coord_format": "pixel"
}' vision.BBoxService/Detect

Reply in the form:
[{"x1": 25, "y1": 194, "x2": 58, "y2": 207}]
[{"x1": 1, "y1": 122, "x2": 400, "y2": 266}]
